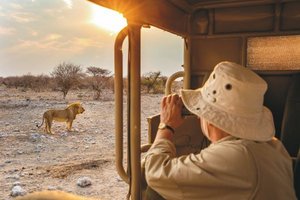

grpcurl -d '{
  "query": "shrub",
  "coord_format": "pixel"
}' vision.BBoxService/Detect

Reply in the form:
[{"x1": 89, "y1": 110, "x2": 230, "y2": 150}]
[
  {"x1": 51, "y1": 62, "x2": 84, "y2": 99},
  {"x1": 141, "y1": 71, "x2": 166, "y2": 94},
  {"x1": 86, "y1": 66, "x2": 112, "y2": 100}
]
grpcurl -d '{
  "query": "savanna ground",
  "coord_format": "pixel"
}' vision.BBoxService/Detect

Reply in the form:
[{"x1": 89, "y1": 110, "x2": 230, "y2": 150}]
[{"x1": 0, "y1": 86, "x2": 162, "y2": 200}]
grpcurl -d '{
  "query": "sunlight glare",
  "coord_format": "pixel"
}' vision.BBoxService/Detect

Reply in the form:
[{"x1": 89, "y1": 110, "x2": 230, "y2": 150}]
[
  {"x1": 90, "y1": 5, "x2": 127, "y2": 34},
  {"x1": 63, "y1": 0, "x2": 73, "y2": 9}
]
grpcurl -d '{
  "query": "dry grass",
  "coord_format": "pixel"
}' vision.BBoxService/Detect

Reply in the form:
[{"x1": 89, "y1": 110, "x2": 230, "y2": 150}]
[{"x1": 0, "y1": 87, "x2": 162, "y2": 200}]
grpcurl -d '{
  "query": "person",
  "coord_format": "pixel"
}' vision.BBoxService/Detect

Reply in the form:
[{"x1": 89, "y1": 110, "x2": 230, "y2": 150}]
[{"x1": 144, "y1": 61, "x2": 297, "y2": 200}]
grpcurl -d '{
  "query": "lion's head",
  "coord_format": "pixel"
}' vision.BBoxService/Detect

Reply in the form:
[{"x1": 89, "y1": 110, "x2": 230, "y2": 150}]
[{"x1": 67, "y1": 102, "x2": 85, "y2": 114}]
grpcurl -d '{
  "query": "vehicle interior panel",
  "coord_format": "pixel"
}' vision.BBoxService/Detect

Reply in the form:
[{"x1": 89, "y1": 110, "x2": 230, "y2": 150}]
[{"x1": 280, "y1": 73, "x2": 300, "y2": 157}]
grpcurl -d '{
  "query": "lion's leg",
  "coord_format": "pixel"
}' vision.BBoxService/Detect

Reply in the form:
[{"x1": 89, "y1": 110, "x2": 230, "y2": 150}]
[
  {"x1": 48, "y1": 121, "x2": 53, "y2": 134},
  {"x1": 44, "y1": 126, "x2": 47, "y2": 133},
  {"x1": 45, "y1": 122, "x2": 49, "y2": 134},
  {"x1": 46, "y1": 119, "x2": 53, "y2": 134},
  {"x1": 44, "y1": 118, "x2": 48, "y2": 133},
  {"x1": 67, "y1": 120, "x2": 73, "y2": 131}
]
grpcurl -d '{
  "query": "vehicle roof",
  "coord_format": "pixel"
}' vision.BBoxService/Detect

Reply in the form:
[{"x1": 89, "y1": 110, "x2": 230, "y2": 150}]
[{"x1": 87, "y1": 0, "x2": 300, "y2": 36}]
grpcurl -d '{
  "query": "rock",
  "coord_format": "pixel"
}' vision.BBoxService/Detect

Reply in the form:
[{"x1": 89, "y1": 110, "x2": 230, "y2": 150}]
[
  {"x1": 17, "y1": 150, "x2": 24, "y2": 154},
  {"x1": 60, "y1": 132, "x2": 68, "y2": 137},
  {"x1": 10, "y1": 185, "x2": 27, "y2": 197},
  {"x1": 77, "y1": 177, "x2": 92, "y2": 188},
  {"x1": 34, "y1": 144, "x2": 43, "y2": 153},
  {"x1": 0, "y1": 132, "x2": 5, "y2": 138},
  {"x1": 57, "y1": 186, "x2": 63, "y2": 190},
  {"x1": 29, "y1": 133, "x2": 43, "y2": 142},
  {"x1": 13, "y1": 181, "x2": 22, "y2": 186},
  {"x1": 48, "y1": 185, "x2": 63, "y2": 190},
  {"x1": 47, "y1": 186, "x2": 57, "y2": 190},
  {"x1": 6, "y1": 174, "x2": 20, "y2": 180}
]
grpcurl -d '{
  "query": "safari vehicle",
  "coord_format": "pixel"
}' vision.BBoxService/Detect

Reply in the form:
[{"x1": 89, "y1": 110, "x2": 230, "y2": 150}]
[{"x1": 87, "y1": 0, "x2": 300, "y2": 199}]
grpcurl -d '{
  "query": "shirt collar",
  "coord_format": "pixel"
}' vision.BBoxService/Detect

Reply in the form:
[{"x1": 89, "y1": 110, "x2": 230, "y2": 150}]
[{"x1": 211, "y1": 135, "x2": 238, "y2": 145}]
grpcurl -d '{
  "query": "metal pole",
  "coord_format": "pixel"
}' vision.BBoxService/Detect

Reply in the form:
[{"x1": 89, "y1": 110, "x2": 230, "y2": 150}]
[
  {"x1": 114, "y1": 27, "x2": 129, "y2": 183},
  {"x1": 128, "y1": 22, "x2": 141, "y2": 200},
  {"x1": 184, "y1": 37, "x2": 191, "y2": 89}
]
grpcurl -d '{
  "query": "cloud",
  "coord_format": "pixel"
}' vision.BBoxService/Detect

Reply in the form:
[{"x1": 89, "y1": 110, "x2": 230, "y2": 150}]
[
  {"x1": 8, "y1": 3, "x2": 23, "y2": 10},
  {"x1": 31, "y1": 31, "x2": 38, "y2": 36},
  {"x1": 63, "y1": 0, "x2": 73, "y2": 9},
  {"x1": 45, "y1": 34, "x2": 62, "y2": 41},
  {"x1": 9, "y1": 11, "x2": 36, "y2": 23},
  {"x1": 7, "y1": 33, "x2": 104, "y2": 55},
  {"x1": 1, "y1": 2, "x2": 37, "y2": 23},
  {"x1": 0, "y1": 27, "x2": 15, "y2": 35}
]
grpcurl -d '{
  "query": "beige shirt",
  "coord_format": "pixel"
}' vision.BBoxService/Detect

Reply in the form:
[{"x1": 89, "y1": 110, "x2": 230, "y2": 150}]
[{"x1": 144, "y1": 136, "x2": 296, "y2": 200}]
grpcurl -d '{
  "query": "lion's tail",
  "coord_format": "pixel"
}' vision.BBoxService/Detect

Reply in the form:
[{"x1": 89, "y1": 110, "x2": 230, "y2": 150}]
[{"x1": 36, "y1": 117, "x2": 44, "y2": 129}]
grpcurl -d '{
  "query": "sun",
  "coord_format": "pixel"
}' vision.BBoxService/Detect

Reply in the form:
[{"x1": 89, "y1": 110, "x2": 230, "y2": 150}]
[{"x1": 90, "y1": 5, "x2": 127, "y2": 34}]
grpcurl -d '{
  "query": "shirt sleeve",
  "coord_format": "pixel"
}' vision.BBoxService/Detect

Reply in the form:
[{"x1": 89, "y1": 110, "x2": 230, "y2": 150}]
[{"x1": 144, "y1": 138, "x2": 257, "y2": 200}]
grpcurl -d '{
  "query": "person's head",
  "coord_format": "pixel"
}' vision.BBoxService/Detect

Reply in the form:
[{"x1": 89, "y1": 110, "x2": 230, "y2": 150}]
[
  {"x1": 181, "y1": 61, "x2": 275, "y2": 142},
  {"x1": 200, "y1": 117, "x2": 230, "y2": 142}
]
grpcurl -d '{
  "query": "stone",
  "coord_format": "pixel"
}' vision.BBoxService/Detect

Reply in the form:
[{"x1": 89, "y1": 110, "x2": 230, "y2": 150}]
[
  {"x1": 29, "y1": 133, "x2": 42, "y2": 142},
  {"x1": 12, "y1": 181, "x2": 22, "y2": 186},
  {"x1": 10, "y1": 185, "x2": 27, "y2": 197},
  {"x1": 77, "y1": 177, "x2": 92, "y2": 188}
]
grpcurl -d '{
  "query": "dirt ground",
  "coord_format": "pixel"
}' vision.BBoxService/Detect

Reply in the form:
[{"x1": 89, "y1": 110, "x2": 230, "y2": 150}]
[{"x1": 0, "y1": 86, "x2": 162, "y2": 200}]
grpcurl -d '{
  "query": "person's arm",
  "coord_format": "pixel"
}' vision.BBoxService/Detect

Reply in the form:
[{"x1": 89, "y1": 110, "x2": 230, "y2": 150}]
[
  {"x1": 155, "y1": 94, "x2": 184, "y2": 142},
  {"x1": 143, "y1": 94, "x2": 185, "y2": 199},
  {"x1": 145, "y1": 140, "x2": 257, "y2": 200}
]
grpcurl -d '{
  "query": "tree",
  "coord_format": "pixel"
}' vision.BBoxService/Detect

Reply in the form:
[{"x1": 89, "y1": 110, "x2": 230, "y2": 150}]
[
  {"x1": 20, "y1": 74, "x2": 35, "y2": 90},
  {"x1": 2, "y1": 75, "x2": 53, "y2": 91},
  {"x1": 29, "y1": 74, "x2": 52, "y2": 92},
  {"x1": 86, "y1": 66, "x2": 112, "y2": 100},
  {"x1": 51, "y1": 62, "x2": 83, "y2": 99},
  {"x1": 3, "y1": 76, "x2": 23, "y2": 89},
  {"x1": 141, "y1": 71, "x2": 166, "y2": 93},
  {"x1": 0, "y1": 77, "x2": 4, "y2": 86}
]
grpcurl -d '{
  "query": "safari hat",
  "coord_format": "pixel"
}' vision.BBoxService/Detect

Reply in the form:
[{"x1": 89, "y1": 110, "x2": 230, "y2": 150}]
[{"x1": 180, "y1": 61, "x2": 275, "y2": 141}]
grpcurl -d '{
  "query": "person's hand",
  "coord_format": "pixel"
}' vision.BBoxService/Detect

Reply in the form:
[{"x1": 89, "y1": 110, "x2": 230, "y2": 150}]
[{"x1": 160, "y1": 94, "x2": 184, "y2": 129}]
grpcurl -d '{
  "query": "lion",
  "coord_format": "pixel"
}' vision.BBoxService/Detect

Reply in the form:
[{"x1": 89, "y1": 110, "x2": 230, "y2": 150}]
[{"x1": 36, "y1": 102, "x2": 85, "y2": 134}]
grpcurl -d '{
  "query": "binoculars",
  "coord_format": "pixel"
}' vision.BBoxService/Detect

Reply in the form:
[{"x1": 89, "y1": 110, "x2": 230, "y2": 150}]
[{"x1": 181, "y1": 105, "x2": 193, "y2": 116}]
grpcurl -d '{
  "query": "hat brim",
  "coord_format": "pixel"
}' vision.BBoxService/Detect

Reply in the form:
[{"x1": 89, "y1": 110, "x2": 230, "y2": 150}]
[{"x1": 180, "y1": 89, "x2": 275, "y2": 141}]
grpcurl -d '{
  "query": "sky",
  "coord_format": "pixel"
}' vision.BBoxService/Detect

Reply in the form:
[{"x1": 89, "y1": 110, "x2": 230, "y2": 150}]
[{"x1": 0, "y1": 0, "x2": 183, "y2": 77}]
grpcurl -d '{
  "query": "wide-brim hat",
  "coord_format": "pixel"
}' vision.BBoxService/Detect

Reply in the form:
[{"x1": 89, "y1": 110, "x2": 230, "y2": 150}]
[{"x1": 181, "y1": 61, "x2": 275, "y2": 141}]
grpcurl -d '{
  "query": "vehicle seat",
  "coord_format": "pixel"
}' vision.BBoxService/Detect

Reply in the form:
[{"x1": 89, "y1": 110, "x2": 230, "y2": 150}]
[
  {"x1": 294, "y1": 150, "x2": 300, "y2": 199},
  {"x1": 280, "y1": 73, "x2": 300, "y2": 158},
  {"x1": 280, "y1": 73, "x2": 300, "y2": 197}
]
